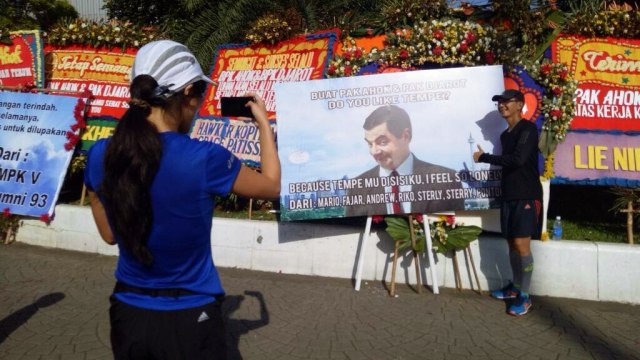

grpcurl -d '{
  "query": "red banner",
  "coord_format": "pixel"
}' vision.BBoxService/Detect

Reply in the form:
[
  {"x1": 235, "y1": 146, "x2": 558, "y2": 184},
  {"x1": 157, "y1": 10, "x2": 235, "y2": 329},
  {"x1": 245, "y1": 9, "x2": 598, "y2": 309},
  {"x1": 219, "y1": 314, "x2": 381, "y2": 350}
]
[
  {"x1": 0, "y1": 31, "x2": 44, "y2": 88},
  {"x1": 552, "y1": 36, "x2": 640, "y2": 131},
  {"x1": 45, "y1": 45, "x2": 137, "y2": 119},
  {"x1": 198, "y1": 31, "x2": 338, "y2": 119}
]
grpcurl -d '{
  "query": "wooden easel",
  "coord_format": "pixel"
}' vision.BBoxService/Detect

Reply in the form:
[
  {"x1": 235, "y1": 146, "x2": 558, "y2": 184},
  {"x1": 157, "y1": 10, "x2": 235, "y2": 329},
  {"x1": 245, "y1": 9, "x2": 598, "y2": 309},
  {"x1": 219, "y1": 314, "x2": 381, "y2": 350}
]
[
  {"x1": 1, "y1": 228, "x2": 14, "y2": 245},
  {"x1": 451, "y1": 241, "x2": 482, "y2": 294},
  {"x1": 389, "y1": 214, "x2": 421, "y2": 296},
  {"x1": 80, "y1": 184, "x2": 87, "y2": 206},
  {"x1": 354, "y1": 214, "x2": 440, "y2": 295}
]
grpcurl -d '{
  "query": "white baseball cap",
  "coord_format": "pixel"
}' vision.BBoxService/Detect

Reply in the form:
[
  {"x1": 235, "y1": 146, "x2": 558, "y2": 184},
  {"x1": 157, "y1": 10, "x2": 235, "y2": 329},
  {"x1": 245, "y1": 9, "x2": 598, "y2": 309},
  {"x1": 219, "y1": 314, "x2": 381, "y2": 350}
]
[{"x1": 131, "y1": 40, "x2": 216, "y2": 94}]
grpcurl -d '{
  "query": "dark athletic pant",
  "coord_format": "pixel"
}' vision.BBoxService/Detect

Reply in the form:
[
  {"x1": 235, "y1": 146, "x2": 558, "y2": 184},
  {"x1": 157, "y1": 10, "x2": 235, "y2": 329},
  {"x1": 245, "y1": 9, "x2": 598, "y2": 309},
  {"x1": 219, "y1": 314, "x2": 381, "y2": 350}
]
[{"x1": 109, "y1": 296, "x2": 227, "y2": 360}]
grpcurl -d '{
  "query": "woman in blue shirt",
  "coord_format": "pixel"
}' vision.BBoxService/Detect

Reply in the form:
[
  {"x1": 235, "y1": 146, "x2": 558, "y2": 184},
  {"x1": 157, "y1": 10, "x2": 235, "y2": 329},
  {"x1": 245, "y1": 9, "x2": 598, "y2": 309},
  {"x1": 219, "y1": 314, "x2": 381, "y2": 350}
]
[{"x1": 84, "y1": 40, "x2": 280, "y2": 359}]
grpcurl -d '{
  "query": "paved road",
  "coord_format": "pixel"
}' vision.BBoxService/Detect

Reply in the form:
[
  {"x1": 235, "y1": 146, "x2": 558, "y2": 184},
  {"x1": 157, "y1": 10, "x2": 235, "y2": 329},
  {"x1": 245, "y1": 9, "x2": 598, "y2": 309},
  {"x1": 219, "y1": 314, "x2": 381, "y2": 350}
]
[{"x1": 1, "y1": 243, "x2": 639, "y2": 360}]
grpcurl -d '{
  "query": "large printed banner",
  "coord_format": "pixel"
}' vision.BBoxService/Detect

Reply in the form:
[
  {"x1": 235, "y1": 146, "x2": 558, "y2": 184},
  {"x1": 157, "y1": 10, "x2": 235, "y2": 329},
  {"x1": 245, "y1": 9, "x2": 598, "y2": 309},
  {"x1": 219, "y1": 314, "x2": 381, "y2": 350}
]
[
  {"x1": 45, "y1": 46, "x2": 136, "y2": 120},
  {"x1": 0, "y1": 91, "x2": 83, "y2": 217},
  {"x1": 190, "y1": 117, "x2": 278, "y2": 167},
  {"x1": 275, "y1": 65, "x2": 506, "y2": 221},
  {"x1": 553, "y1": 36, "x2": 640, "y2": 131},
  {"x1": 0, "y1": 31, "x2": 45, "y2": 88},
  {"x1": 552, "y1": 36, "x2": 640, "y2": 186},
  {"x1": 191, "y1": 31, "x2": 337, "y2": 166},
  {"x1": 554, "y1": 132, "x2": 640, "y2": 187},
  {"x1": 81, "y1": 117, "x2": 117, "y2": 151}
]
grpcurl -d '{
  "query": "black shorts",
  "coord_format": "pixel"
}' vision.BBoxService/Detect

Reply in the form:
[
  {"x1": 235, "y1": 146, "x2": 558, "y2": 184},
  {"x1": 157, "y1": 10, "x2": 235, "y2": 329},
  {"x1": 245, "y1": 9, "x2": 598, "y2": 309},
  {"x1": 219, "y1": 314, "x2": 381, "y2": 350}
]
[
  {"x1": 500, "y1": 199, "x2": 541, "y2": 240},
  {"x1": 109, "y1": 296, "x2": 227, "y2": 360}
]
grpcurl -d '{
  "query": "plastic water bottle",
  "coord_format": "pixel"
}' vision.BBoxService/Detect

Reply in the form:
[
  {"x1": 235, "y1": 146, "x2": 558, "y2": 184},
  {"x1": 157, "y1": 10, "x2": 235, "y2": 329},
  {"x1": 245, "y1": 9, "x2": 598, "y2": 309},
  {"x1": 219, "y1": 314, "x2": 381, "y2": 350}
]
[{"x1": 552, "y1": 216, "x2": 563, "y2": 240}]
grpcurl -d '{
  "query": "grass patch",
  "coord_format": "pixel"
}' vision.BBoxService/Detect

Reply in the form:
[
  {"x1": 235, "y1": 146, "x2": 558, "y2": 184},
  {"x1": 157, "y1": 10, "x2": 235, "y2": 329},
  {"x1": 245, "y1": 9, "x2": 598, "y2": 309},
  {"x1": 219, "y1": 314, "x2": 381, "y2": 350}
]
[
  {"x1": 214, "y1": 208, "x2": 277, "y2": 221},
  {"x1": 547, "y1": 218, "x2": 637, "y2": 244},
  {"x1": 70, "y1": 197, "x2": 278, "y2": 221}
]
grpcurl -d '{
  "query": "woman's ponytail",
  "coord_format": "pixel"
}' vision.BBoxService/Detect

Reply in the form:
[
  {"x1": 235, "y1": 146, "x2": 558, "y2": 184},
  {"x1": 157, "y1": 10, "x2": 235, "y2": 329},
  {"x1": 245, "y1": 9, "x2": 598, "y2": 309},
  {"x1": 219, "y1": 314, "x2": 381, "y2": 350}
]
[{"x1": 99, "y1": 75, "x2": 166, "y2": 267}]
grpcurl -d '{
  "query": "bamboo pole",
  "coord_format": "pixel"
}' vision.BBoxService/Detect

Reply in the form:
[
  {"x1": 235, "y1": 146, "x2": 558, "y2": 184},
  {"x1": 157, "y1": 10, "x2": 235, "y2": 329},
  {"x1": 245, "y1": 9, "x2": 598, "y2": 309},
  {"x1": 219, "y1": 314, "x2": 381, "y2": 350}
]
[
  {"x1": 620, "y1": 201, "x2": 635, "y2": 244},
  {"x1": 466, "y1": 245, "x2": 482, "y2": 294},
  {"x1": 80, "y1": 184, "x2": 87, "y2": 206},
  {"x1": 452, "y1": 251, "x2": 462, "y2": 291},
  {"x1": 407, "y1": 215, "x2": 422, "y2": 293},
  {"x1": 390, "y1": 240, "x2": 399, "y2": 297}
]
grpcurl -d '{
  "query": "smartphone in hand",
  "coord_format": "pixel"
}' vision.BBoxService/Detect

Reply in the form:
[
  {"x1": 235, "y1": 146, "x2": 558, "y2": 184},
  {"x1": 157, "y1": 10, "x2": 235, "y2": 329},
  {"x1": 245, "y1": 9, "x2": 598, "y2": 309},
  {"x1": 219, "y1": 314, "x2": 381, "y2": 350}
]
[{"x1": 220, "y1": 96, "x2": 254, "y2": 118}]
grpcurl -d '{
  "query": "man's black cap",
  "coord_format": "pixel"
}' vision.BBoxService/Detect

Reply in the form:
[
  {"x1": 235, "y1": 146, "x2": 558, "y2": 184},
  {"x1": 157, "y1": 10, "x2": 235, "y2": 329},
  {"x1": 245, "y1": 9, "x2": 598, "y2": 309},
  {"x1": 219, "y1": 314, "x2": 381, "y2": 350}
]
[{"x1": 491, "y1": 89, "x2": 524, "y2": 102}]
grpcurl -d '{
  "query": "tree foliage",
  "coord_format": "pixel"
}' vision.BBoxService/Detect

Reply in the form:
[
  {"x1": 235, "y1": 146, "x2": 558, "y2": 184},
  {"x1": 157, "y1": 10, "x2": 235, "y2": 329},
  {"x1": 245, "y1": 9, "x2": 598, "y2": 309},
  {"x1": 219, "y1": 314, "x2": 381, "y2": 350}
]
[
  {"x1": 172, "y1": 0, "x2": 384, "y2": 69},
  {"x1": 103, "y1": 0, "x2": 178, "y2": 25},
  {"x1": 0, "y1": 0, "x2": 78, "y2": 31},
  {"x1": 91, "y1": 0, "x2": 640, "y2": 71},
  {"x1": 102, "y1": 0, "x2": 198, "y2": 36}
]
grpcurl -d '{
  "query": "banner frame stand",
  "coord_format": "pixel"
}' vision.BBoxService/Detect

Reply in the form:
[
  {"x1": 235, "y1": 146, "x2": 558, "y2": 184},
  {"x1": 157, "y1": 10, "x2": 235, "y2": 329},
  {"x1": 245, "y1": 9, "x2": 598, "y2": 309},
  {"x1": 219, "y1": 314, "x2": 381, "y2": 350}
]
[
  {"x1": 353, "y1": 215, "x2": 440, "y2": 295},
  {"x1": 354, "y1": 216, "x2": 372, "y2": 291},
  {"x1": 422, "y1": 214, "x2": 440, "y2": 295}
]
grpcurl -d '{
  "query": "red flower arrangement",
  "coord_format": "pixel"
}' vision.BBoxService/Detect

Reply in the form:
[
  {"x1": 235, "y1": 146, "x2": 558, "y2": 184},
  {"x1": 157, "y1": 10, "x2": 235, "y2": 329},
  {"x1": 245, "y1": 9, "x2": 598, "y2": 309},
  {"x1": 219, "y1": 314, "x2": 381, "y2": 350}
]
[
  {"x1": 64, "y1": 95, "x2": 90, "y2": 151},
  {"x1": 484, "y1": 51, "x2": 495, "y2": 64},
  {"x1": 380, "y1": 18, "x2": 505, "y2": 69},
  {"x1": 465, "y1": 31, "x2": 476, "y2": 43},
  {"x1": 549, "y1": 109, "x2": 563, "y2": 119},
  {"x1": 40, "y1": 213, "x2": 52, "y2": 225},
  {"x1": 523, "y1": 59, "x2": 578, "y2": 157},
  {"x1": 326, "y1": 37, "x2": 372, "y2": 78}
]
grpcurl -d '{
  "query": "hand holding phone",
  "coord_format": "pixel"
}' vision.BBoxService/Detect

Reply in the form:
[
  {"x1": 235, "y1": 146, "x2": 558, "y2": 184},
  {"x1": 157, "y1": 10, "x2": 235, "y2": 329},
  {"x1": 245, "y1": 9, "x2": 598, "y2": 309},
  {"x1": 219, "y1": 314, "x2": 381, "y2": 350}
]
[{"x1": 221, "y1": 96, "x2": 254, "y2": 118}]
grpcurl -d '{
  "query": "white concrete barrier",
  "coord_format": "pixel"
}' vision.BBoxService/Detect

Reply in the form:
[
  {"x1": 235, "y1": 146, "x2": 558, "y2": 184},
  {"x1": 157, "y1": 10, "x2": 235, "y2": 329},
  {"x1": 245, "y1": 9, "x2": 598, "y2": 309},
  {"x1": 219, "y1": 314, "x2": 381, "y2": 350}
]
[{"x1": 14, "y1": 204, "x2": 640, "y2": 304}]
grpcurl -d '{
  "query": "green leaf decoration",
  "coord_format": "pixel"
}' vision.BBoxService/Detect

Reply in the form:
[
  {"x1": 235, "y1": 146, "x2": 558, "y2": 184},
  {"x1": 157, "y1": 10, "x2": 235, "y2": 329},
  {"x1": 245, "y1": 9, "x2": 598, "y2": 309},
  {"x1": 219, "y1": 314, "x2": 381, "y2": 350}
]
[
  {"x1": 413, "y1": 236, "x2": 425, "y2": 252},
  {"x1": 433, "y1": 238, "x2": 447, "y2": 254},
  {"x1": 384, "y1": 216, "x2": 426, "y2": 252},
  {"x1": 384, "y1": 215, "x2": 479, "y2": 255},
  {"x1": 385, "y1": 216, "x2": 411, "y2": 241},
  {"x1": 446, "y1": 225, "x2": 482, "y2": 250},
  {"x1": 533, "y1": 10, "x2": 566, "y2": 61},
  {"x1": 538, "y1": 128, "x2": 559, "y2": 158}
]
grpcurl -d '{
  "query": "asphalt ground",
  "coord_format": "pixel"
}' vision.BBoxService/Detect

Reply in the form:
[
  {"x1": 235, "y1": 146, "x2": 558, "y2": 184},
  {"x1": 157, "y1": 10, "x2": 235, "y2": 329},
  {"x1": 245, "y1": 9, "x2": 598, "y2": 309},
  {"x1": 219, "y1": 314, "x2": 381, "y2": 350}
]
[{"x1": 1, "y1": 243, "x2": 639, "y2": 360}]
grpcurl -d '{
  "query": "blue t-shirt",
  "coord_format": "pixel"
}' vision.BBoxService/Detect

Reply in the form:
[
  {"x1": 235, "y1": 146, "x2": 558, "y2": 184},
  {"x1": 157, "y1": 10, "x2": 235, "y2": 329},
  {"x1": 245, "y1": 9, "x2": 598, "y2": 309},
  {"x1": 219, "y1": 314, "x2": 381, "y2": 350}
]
[{"x1": 85, "y1": 132, "x2": 241, "y2": 310}]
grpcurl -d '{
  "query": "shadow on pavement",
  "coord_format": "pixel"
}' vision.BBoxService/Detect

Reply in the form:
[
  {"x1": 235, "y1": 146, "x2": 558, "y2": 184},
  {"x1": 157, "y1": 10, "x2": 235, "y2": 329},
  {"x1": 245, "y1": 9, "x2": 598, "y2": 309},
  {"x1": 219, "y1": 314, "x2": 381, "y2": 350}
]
[
  {"x1": 0, "y1": 292, "x2": 66, "y2": 345},
  {"x1": 223, "y1": 290, "x2": 269, "y2": 360},
  {"x1": 531, "y1": 297, "x2": 639, "y2": 360},
  {"x1": 477, "y1": 233, "x2": 511, "y2": 291}
]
